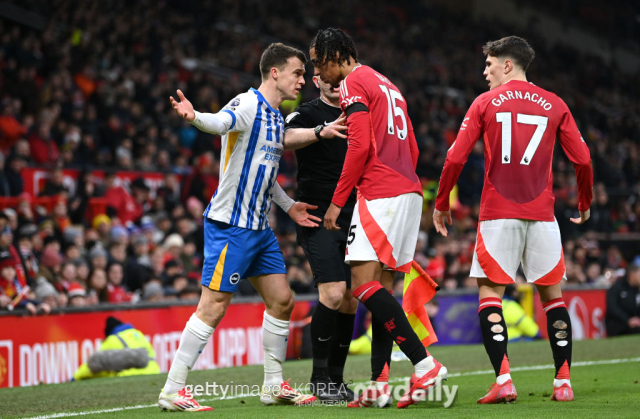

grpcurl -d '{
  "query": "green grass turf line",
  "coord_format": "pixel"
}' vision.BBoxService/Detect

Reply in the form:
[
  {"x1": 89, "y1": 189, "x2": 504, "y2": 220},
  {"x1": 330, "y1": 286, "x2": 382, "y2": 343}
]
[{"x1": 2, "y1": 335, "x2": 638, "y2": 418}]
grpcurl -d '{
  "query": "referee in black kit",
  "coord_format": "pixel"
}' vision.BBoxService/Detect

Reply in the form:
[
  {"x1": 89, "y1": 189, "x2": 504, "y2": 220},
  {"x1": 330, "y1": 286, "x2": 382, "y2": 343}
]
[{"x1": 284, "y1": 76, "x2": 358, "y2": 402}]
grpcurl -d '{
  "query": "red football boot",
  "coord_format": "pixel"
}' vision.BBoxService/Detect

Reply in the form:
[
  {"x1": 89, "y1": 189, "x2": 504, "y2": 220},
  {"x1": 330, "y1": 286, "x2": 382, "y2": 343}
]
[
  {"x1": 397, "y1": 359, "x2": 448, "y2": 408},
  {"x1": 477, "y1": 380, "x2": 517, "y2": 404},
  {"x1": 551, "y1": 384, "x2": 574, "y2": 401}
]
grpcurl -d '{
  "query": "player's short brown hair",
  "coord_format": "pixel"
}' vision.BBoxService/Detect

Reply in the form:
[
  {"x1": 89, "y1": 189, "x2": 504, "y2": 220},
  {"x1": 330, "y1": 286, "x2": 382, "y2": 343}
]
[
  {"x1": 483, "y1": 36, "x2": 535, "y2": 72},
  {"x1": 259, "y1": 43, "x2": 306, "y2": 80}
]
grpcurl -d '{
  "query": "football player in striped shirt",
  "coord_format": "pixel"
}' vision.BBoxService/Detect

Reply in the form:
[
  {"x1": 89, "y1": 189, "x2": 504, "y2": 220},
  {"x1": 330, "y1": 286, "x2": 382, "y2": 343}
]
[{"x1": 158, "y1": 43, "x2": 319, "y2": 412}]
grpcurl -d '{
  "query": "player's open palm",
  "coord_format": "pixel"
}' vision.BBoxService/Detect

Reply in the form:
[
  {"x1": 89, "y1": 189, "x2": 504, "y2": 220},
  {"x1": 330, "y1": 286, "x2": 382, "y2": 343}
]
[
  {"x1": 288, "y1": 202, "x2": 322, "y2": 227},
  {"x1": 570, "y1": 209, "x2": 590, "y2": 225},
  {"x1": 321, "y1": 113, "x2": 347, "y2": 139},
  {"x1": 170, "y1": 89, "x2": 195, "y2": 122}
]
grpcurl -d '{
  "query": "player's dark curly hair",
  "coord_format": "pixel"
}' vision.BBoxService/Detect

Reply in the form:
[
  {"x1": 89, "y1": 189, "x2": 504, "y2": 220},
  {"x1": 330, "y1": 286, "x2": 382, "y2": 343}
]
[
  {"x1": 310, "y1": 27, "x2": 358, "y2": 67},
  {"x1": 483, "y1": 36, "x2": 535, "y2": 71}
]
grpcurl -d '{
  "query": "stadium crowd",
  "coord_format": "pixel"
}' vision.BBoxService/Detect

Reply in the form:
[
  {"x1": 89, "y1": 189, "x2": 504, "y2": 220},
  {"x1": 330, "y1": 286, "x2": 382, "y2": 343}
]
[{"x1": 1, "y1": 0, "x2": 639, "y2": 311}]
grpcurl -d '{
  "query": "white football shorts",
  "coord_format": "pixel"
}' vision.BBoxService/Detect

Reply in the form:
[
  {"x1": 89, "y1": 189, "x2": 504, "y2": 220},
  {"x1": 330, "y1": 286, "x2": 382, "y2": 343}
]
[
  {"x1": 345, "y1": 192, "x2": 422, "y2": 274},
  {"x1": 470, "y1": 218, "x2": 566, "y2": 285}
]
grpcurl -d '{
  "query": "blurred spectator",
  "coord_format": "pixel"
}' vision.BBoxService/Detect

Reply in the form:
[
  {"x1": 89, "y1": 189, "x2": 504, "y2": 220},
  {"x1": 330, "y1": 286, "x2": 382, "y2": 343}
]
[
  {"x1": 40, "y1": 167, "x2": 68, "y2": 197},
  {"x1": 87, "y1": 268, "x2": 108, "y2": 304},
  {"x1": 103, "y1": 175, "x2": 148, "y2": 224},
  {"x1": 162, "y1": 233, "x2": 184, "y2": 263},
  {"x1": 0, "y1": 253, "x2": 49, "y2": 314},
  {"x1": 67, "y1": 282, "x2": 87, "y2": 307},
  {"x1": 142, "y1": 281, "x2": 164, "y2": 302},
  {"x1": 3, "y1": 155, "x2": 25, "y2": 196},
  {"x1": 179, "y1": 283, "x2": 202, "y2": 300},
  {"x1": 106, "y1": 262, "x2": 132, "y2": 303},
  {"x1": 89, "y1": 245, "x2": 108, "y2": 270},
  {"x1": 34, "y1": 276, "x2": 64, "y2": 309},
  {"x1": 606, "y1": 261, "x2": 640, "y2": 337}
]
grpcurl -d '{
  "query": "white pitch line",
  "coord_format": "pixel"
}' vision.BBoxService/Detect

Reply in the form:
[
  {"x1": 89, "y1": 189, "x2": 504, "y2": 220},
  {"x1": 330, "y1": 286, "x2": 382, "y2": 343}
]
[{"x1": 23, "y1": 357, "x2": 640, "y2": 419}]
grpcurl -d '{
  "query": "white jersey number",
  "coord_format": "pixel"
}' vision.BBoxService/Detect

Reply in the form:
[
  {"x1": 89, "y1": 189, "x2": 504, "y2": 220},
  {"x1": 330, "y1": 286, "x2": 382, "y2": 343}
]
[
  {"x1": 496, "y1": 112, "x2": 548, "y2": 165},
  {"x1": 379, "y1": 85, "x2": 407, "y2": 140}
]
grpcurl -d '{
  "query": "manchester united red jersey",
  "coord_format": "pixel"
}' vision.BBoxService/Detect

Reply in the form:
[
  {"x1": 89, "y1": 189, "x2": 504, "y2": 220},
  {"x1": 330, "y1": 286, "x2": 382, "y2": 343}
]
[
  {"x1": 332, "y1": 65, "x2": 422, "y2": 207},
  {"x1": 436, "y1": 80, "x2": 592, "y2": 221}
]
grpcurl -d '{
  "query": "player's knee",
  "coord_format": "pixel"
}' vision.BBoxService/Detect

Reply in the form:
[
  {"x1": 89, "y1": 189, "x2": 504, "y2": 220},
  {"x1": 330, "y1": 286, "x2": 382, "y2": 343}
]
[
  {"x1": 196, "y1": 292, "x2": 231, "y2": 326},
  {"x1": 269, "y1": 292, "x2": 294, "y2": 318},
  {"x1": 319, "y1": 287, "x2": 345, "y2": 310},
  {"x1": 340, "y1": 289, "x2": 359, "y2": 313}
]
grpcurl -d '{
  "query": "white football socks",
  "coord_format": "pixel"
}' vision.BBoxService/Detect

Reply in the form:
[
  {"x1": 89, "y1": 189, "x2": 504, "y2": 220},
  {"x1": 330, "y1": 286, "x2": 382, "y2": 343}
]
[
  {"x1": 375, "y1": 380, "x2": 388, "y2": 391},
  {"x1": 163, "y1": 313, "x2": 214, "y2": 395},
  {"x1": 414, "y1": 355, "x2": 435, "y2": 377},
  {"x1": 554, "y1": 378, "x2": 571, "y2": 387},
  {"x1": 497, "y1": 373, "x2": 512, "y2": 385},
  {"x1": 262, "y1": 311, "x2": 290, "y2": 387}
]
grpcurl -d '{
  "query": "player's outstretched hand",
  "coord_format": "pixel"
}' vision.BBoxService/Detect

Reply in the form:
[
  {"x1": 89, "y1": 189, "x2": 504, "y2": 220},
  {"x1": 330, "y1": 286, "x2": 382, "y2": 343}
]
[
  {"x1": 324, "y1": 203, "x2": 342, "y2": 231},
  {"x1": 320, "y1": 113, "x2": 347, "y2": 140},
  {"x1": 288, "y1": 202, "x2": 322, "y2": 228},
  {"x1": 169, "y1": 89, "x2": 195, "y2": 122},
  {"x1": 570, "y1": 209, "x2": 590, "y2": 225},
  {"x1": 433, "y1": 208, "x2": 452, "y2": 237}
]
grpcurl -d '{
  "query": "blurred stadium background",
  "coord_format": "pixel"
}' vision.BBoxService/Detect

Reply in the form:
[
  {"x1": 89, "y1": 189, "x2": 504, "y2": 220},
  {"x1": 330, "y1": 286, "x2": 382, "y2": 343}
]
[{"x1": 0, "y1": 0, "x2": 639, "y2": 401}]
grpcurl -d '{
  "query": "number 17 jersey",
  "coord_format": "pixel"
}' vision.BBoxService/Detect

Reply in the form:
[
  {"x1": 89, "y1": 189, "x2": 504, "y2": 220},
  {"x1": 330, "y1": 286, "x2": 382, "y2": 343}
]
[{"x1": 436, "y1": 80, "x2": 593, "y2": 222}]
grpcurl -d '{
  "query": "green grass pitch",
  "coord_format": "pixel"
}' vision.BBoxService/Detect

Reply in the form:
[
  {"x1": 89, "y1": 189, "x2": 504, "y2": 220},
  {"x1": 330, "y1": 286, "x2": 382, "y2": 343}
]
[{"x1": 2, "y1": 335, "x2": 639, "y2": 418}]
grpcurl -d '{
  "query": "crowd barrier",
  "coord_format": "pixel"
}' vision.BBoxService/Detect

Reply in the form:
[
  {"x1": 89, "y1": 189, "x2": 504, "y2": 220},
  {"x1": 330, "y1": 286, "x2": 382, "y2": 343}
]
[{"x1": 0, "y1": 285, "x2": 607, "y2": 388}]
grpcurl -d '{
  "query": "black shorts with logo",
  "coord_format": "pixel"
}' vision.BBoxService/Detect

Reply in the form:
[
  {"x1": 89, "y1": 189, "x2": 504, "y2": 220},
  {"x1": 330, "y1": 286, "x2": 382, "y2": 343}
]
[{"x1": 296, "y1": 200, "x2": 354, "y2": 288}]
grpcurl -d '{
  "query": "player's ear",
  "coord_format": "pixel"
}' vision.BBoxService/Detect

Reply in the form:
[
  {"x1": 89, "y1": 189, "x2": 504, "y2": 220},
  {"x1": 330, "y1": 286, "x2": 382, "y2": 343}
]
[
  {"x1": 312, "y1": 76, "x2": 320, "y2": 89},
  {"x1": 504, "y1": 59, "x2": 513, "y2": 75},
  {"x1": 271, "y1": 66, "x2": 279, "y2": 81}
]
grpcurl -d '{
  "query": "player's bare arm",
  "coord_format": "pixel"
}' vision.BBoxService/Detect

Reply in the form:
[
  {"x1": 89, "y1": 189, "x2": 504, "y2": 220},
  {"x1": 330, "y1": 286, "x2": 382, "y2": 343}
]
[
  {"x1": 283, "y1": 113, "x2": 347, "y2": 150},
  {"x1": 433, "y1": 208, "x2": 453, "y2": 237}
]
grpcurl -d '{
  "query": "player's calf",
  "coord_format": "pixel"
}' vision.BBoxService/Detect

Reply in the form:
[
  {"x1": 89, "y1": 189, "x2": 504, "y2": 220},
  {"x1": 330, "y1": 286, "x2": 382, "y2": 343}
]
[{"x1": 543, "y1": 297, "x2": 573, "y2": 400}]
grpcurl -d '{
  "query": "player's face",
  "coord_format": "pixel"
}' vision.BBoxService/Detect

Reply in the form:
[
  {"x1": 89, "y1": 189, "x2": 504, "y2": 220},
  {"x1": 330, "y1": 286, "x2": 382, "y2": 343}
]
[
  {"x1": 276, "y1": 56, "x2": 306, "y2": 100},
  {"x1": 309, "y1": 47, "x2": 342, "y2": 88},
  {"x1": 484, "y1": 55, "x2": 504, "y2": 90},
  {"x1": 314, "y1": 76, "x2": 340, "y2": 101}
]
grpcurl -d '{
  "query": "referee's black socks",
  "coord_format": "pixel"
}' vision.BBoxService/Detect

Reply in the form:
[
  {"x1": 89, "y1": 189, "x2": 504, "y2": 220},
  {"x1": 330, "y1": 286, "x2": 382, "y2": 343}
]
[
  {"x1": 353, "y1": 281, "x2": 427, "y2": 366},
  {"x1": 328, "y1": 311, "x2": 355, "y2": 384},
  {"x1": 310, "y1": 302, "x2": 338, "y2": 379}
]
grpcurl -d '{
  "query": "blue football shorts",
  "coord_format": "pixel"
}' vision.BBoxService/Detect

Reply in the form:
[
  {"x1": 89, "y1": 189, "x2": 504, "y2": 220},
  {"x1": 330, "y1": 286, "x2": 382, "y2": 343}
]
[{"x1": 201, "y1": 218, "x2": 287, "y2": 292}]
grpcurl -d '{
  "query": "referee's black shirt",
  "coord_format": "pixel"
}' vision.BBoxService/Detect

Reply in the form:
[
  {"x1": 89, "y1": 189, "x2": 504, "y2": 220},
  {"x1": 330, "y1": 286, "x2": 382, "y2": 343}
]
[{"x1": 285, "y1": 97, "x2": 357, "y2": 206}]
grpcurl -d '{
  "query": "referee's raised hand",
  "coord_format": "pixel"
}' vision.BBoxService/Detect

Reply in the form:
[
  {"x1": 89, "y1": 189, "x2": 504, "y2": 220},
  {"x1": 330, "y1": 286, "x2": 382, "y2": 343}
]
[
  {"x1": 320, "y1": 113, "x2": 347, "y2": 139},
  {"x1": 170, "y1": 89, "x2": 195, "y2": 122}
]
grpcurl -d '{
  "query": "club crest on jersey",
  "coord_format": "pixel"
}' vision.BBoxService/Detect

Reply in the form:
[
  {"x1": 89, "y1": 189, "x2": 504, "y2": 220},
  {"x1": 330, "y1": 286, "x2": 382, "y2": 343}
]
[{"x1": 341, "y1": 96, "x2": 362, "y2": 107}]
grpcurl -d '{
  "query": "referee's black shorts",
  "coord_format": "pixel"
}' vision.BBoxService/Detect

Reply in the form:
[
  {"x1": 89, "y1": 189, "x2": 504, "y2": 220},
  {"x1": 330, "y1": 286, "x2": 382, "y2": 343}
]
[{"x1": 295, "y1": 200, "x2": 354, "y2": 288}]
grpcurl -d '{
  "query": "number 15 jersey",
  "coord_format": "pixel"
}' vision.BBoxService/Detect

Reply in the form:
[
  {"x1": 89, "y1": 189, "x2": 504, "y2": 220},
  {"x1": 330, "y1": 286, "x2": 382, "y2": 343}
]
[
  {"x1": 436, "y1": 80, "x2": 593, "y2": 221},
  {"x1": 332, "y1": 65, "x2": 422, "y2": 208}
]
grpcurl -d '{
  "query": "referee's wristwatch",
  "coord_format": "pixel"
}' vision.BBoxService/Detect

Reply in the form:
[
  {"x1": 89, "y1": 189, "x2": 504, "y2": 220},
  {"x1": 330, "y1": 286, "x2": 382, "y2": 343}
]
[{"x1": 314, "y1": 125, "x2": 325, "y2": 140}]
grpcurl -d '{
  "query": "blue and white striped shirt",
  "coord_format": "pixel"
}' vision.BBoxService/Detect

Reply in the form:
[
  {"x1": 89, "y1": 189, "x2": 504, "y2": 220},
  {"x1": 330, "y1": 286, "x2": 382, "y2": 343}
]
[{"x1": 204, "y1": 89, "x2": 285, "y2": 230}]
